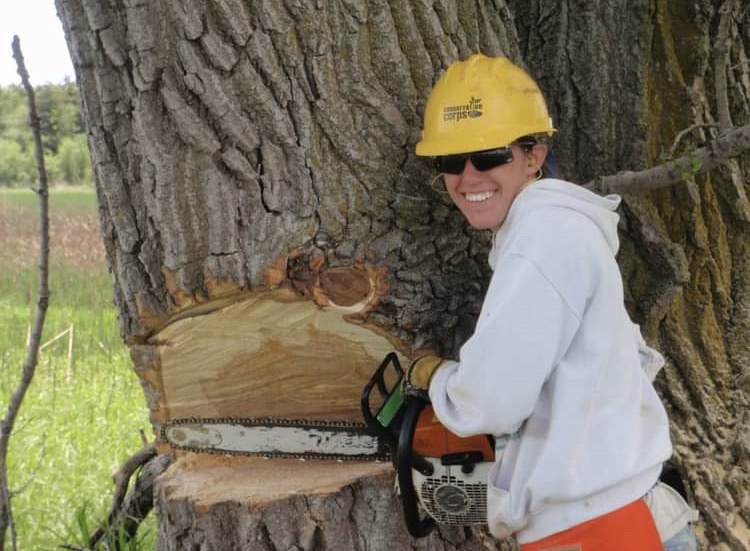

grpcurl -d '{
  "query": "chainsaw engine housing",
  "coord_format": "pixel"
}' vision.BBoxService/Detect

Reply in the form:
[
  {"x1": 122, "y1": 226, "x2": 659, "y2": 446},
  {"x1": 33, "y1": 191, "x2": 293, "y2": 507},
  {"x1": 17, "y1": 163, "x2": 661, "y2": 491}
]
[
  {"x1": 409, "y1": 404, "x2": 494, "y2": 526},
  {"x1": 413, "y1": 459, "x2": 492, "y2": 525}
]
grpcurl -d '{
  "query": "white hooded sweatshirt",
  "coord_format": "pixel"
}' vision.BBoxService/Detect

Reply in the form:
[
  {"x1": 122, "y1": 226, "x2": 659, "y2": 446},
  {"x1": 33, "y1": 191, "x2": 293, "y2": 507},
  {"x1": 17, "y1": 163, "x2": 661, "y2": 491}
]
[{"x1": 429, "y1": 178, "x2": 672, "y2": 543}]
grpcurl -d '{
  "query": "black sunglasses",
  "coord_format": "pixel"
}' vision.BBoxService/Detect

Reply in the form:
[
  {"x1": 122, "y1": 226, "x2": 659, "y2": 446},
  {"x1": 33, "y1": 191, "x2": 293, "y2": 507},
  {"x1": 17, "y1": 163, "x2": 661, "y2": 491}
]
[
  {"x1": 434, "y1": 138, "x2": 538, "y2": 175},
  {"x1": 434, "y1": 147, "x2": 515, "y2": 175}
]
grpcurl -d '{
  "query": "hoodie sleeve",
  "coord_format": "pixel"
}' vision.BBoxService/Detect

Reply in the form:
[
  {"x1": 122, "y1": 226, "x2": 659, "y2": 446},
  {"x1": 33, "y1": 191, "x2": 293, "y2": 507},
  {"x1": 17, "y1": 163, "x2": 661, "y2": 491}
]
[{"x1": 429, "y1": 252, "x2": 582, "y2": 437}]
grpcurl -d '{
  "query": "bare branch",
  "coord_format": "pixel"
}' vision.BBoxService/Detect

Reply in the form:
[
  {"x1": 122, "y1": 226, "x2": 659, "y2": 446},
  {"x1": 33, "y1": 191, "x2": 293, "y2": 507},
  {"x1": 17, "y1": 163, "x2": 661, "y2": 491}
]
[
  {"x1": 90, "y1": 444, "x2": 156, "y2": 546},
  {"x1": 0, "y1": 36, "x2": 52, "y2": 551},
  {"x1": 584, "y1": 123, "x2": 750, "y2": 195},
  {"x1": 668, "y1": 123, "x2": 722, "y2": 159},
  {"x1": 87, "y1": 446, "x2": 171, "y2": 550}
]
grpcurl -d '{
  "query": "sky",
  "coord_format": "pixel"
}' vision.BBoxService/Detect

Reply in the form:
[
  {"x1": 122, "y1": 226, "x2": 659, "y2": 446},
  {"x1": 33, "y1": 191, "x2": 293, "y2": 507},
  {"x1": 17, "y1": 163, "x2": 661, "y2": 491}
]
[{"x1": 0, "y1": 0, "x2": 75, "y2": 86}]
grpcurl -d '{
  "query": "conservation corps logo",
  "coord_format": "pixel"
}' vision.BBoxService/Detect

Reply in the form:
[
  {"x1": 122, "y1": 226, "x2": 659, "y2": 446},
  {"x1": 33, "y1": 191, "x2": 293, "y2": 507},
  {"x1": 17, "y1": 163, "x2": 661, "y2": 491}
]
[{"x1": 443, "y1": 96, "x2": 483, "y2": 122}]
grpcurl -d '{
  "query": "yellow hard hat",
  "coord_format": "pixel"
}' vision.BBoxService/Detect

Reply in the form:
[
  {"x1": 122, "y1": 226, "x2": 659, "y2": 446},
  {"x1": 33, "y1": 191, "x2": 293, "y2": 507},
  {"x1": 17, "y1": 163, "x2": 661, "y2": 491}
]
[{"x1": 416, "y1": 54, "x2": 556, "y2": 156}]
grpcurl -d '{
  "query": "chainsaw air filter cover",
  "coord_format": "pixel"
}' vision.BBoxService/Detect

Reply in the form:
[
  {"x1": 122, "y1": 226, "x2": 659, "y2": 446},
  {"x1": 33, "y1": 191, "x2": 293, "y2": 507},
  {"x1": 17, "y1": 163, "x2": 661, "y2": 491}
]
[{"x1": 413, "y1": 459, "x2": 492, "y2": 525}]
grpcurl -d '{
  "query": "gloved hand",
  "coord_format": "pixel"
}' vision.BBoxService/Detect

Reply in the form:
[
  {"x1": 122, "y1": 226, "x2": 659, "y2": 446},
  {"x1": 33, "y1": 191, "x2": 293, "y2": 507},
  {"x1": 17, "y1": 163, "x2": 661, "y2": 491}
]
[{"x1": 403, "y1": 354, "x2": 445, "y2": 397}]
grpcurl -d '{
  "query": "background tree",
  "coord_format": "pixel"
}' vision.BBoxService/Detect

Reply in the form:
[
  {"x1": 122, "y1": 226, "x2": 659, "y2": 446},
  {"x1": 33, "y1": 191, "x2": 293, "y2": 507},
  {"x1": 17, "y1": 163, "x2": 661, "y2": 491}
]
[
  {"x1": 54, "y1": 0, "x2": 748, "y2": 549},
  {"x1": 0, "y1": 82, "x2": 91, "y2": 186}
]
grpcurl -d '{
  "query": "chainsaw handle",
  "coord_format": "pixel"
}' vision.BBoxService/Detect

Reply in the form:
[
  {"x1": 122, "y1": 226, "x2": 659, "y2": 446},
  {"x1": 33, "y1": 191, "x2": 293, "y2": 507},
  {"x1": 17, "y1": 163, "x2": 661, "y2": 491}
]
[
  {"x1": 397, "y1": 397, "x2": 435, "y2": 538},
  {"x1": 361, "y1": 354, "x2": 435, "y2": 537},
  {"x1": 361, "y1": 352, "x2": 403, "y2": 448}
]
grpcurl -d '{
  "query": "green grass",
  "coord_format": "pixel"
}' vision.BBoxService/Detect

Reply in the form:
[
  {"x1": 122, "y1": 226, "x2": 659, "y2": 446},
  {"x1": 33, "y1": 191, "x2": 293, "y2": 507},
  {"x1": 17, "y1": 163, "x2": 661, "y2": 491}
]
[
  {"x1": 0, "y1": 187, "x2": 155, "y2": 550},
  {"x1": 0, "y1": 185, "x2": 99, "y2": 215}
]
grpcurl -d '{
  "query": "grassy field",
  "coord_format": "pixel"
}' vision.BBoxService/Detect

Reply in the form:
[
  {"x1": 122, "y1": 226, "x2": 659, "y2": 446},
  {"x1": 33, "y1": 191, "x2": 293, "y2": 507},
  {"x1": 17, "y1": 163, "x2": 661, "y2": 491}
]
[{"x1": 0, "y1": 187, "x2": 154, "y2": 550}]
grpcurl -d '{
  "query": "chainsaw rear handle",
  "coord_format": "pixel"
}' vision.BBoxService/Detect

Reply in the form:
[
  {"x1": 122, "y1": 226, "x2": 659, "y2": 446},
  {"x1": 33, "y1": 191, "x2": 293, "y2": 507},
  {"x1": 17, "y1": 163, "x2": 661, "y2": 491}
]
[
  {"x1": 361, "y1": 353, "x2": 435, "y2": 537},
  {"x1": 397, "y1": 396, "x2": 436, "y2": 538}
]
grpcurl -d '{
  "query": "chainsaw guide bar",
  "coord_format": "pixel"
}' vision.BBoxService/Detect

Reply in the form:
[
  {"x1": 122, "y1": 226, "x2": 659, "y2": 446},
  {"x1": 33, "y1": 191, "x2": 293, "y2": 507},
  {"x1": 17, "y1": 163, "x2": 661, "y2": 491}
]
[{"x1": 161, "y1": 417, "x2": 390, "y2": 461}]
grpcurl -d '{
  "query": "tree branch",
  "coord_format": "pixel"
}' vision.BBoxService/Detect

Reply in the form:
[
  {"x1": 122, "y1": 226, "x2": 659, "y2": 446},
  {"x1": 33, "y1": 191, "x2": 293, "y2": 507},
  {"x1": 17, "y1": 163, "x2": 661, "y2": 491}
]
[
  {"x1": 0, "y1": 36, "x2": 51, "y2": 551},
  {"x1": 86, "y1": 447, "x2": 171, "y2": 550},
  {"x1": 668, "y1": 123, "x2": 722, "y2": 159},
  {"x1": 87, "y1": 445, "x2": 155, "y2": 548},
  {"x1": 583, "y1": 123, "x2": 750, "y2": 195}
]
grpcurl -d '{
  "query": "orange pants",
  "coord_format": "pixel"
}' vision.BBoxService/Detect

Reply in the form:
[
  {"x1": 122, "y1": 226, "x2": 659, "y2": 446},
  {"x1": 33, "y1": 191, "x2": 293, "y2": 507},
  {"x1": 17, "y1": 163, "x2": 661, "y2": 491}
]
[{"x1": 520, "y1": 499, "x2": 662, "y2": 551}]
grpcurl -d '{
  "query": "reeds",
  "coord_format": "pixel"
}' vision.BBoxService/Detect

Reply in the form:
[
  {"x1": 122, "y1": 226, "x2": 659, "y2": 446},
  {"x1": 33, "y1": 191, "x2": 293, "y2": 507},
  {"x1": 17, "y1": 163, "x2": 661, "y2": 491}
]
[{"x1": 0, "y1": 187, "x2": 154, "y2": 550}]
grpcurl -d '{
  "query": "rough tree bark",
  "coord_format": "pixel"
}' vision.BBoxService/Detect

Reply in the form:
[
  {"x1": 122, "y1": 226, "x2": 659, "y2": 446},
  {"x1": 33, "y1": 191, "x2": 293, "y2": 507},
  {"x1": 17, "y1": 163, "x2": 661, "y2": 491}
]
[{"x1": 55, "y1": 0, "x2": 748, "y2": 549}]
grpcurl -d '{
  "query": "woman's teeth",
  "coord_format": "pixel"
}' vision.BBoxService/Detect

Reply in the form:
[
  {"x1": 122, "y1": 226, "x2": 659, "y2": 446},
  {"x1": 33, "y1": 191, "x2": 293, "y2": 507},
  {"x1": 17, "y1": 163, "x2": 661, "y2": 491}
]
[{"x1": 465, "y1": 190, "x2": 495, "y2": 203}]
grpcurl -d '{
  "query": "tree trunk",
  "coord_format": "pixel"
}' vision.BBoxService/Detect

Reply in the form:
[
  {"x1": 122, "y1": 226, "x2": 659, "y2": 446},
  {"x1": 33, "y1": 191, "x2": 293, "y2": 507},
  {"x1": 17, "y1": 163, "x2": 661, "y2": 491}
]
[{"x1": 55, "y1": 0, "x2": 748, "y2": 548}]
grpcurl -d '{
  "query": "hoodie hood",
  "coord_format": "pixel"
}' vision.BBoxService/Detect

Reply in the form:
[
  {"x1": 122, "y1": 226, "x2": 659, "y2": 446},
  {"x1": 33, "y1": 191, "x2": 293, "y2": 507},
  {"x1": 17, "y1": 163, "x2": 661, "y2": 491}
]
[{"x1": 490, "y1": 179, "x2": 621, "y2": 268}]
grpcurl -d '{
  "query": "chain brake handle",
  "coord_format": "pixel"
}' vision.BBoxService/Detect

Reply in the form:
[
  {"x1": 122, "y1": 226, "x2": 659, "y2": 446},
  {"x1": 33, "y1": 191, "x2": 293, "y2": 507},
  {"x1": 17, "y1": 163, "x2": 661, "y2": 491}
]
[{"x1": 361, "y1": 352, "x2": 405, "y2": 451}]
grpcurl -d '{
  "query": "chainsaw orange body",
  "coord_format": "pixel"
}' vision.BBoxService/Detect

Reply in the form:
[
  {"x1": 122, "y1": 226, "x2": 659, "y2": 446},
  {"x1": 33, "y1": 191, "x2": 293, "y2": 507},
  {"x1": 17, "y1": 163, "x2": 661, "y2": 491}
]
[{"x1": 412, "y1": 405, "x2": 495, "y2": 462}]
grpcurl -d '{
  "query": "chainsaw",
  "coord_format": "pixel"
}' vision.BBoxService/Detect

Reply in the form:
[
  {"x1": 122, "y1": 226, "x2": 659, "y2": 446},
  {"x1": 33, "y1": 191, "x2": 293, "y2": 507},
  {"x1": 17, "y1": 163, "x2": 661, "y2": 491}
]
[
  {"x1": 160, "y1": 353, "x2": 494, "y2": 537},
  {"x1": 361, "y1": 352, "x2": 495, "y2": 537}
]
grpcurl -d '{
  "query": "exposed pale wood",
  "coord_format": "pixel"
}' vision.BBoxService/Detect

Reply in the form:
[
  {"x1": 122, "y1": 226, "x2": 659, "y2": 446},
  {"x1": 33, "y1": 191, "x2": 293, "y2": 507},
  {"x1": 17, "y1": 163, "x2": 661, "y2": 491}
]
[
  {"x1": 158, "y1": 455, "x2": 392, "y2": 508},
  {"x1": 143, "y1": 288, "x2": 407, "y2": 442}
]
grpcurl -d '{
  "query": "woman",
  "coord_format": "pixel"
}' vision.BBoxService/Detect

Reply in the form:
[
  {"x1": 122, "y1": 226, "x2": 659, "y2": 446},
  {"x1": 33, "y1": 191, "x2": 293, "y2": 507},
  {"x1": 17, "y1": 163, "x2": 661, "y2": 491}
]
[{"x1": 406, "y1": 54, "x2": 698, "y2": 550}]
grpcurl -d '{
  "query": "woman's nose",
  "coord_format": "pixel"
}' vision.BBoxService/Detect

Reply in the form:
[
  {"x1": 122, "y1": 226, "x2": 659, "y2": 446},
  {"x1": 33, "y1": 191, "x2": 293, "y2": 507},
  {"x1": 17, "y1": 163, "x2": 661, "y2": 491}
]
[{"x1": 461, "y1": 158, "x2": 483, "y2": 179}]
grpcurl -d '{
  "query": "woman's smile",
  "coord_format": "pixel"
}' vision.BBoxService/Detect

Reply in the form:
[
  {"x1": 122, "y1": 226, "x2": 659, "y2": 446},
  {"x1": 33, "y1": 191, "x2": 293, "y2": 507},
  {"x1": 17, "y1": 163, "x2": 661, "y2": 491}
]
[{"x1": 464, "y1": 190, "x2": 497, "y2": 203}]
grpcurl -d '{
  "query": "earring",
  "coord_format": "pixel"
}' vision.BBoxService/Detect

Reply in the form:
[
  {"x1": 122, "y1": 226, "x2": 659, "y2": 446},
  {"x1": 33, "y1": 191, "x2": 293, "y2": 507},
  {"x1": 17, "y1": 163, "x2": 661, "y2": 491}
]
[
  {"x1": 528, "y1": 161, "x2": 535, "y2": 167},
  {"x1": 430, "y1": 172, "x2": 449, "y2": 195}
]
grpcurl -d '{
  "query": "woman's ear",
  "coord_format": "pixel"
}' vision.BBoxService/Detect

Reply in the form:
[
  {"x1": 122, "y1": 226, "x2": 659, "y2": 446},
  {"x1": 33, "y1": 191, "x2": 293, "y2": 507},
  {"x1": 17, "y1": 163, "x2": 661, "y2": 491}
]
[{"x1": 524, "y1": 144, "x2": 548, "y2": 176}]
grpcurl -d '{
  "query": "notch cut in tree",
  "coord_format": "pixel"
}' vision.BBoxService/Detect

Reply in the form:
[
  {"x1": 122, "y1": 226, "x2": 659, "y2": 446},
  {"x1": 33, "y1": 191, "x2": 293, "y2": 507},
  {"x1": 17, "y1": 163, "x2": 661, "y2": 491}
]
[{"x1": 55, "y1": 0, "x2": 749, "y2": 548}]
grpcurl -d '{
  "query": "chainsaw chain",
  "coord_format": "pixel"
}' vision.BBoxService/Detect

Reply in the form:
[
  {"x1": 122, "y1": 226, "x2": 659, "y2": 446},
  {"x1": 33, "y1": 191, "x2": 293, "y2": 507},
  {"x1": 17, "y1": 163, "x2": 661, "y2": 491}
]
[{"x1": 160, "y1": 416, "x2": 391, "y2": 462}]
